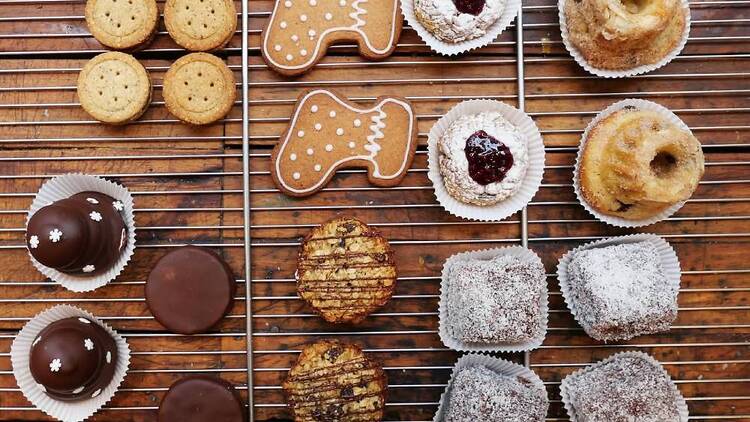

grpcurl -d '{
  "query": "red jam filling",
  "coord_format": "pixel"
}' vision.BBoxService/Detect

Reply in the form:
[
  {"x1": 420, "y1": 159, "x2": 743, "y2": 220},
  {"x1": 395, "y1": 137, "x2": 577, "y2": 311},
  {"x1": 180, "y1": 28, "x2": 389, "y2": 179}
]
[
  {"x1": 453, "y1": 0, "x2": 486, "y2": 15},
  {"x1": 464, "y1": 130, "x2": 514, "y2": 185}
]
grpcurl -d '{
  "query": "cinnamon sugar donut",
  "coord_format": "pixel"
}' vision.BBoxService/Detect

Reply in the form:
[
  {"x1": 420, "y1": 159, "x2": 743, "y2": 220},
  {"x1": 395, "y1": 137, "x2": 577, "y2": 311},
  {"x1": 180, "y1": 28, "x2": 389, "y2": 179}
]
[{"x1": 579, "y1": 106, "x2": 704, "y2": 220}]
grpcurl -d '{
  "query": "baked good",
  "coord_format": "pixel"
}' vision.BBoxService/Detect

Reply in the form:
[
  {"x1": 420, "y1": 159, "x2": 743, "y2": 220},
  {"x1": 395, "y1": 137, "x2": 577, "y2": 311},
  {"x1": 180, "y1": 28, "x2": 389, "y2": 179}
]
[
  {"x1": 563, "y1": 0, "x2": 686, "y2": 70},
  {"x1": 579, "y1": 106, "x2": 704, "y2": 220},
  {"x1": 85, "y1": 0, "x2": 158, "y2": 50},
  {"x1": 297, "y1": 217, "x2": 396, "y2": 324},
  {"x1": 283, "y1": 340, "x2": 387, "y2": 421},
  {"x1": 415, "y1": 0, "x2": 504, "y2": 43},
  {"x1": 445, "y1": 365, "x2": 548, "y2": 421},
  {"x1": 159, "y1": 376, "x2": 245, "y2": 422},
  {"x1": 272, "y1": 89, "x2": 417, "y2": 197},
  {"x1": 29, "y1": 317, "x2": 118, "y2": 401},
  {"x1": 164, "y1": 0, "x2": 236, "y2": 51},
  {"x1": 146, "y1": 246, "x2": 236, "y2": 334},
  {"x1": 566, "y1": 241, "x2": 678, "y2": 341},
  {"x1": 163, "y1": 53, "x2": 236, "y2": 125},
  {"x1": 77, "y1": 52, "x2": 152, "y2": 124},
  {"x1": 443, "y1": 253, "x2": 546, "y2": 346},
  {"x1": 26, "y1": 191, "x2": 127, "y2": 276},
  {"x1": 261, "y1": 0, "x2": 402, "y2": 76},
  {"x1": 438, "y1": 111, "x2": 528, "y2": 206},
  {"x1": 561, "y1": 352, "x2": 684, "y2": 421}
]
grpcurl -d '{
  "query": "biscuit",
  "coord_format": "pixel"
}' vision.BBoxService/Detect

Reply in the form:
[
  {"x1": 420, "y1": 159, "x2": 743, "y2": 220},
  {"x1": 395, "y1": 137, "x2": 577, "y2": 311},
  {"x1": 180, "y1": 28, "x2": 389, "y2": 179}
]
[
  {"x1": 283, "y1": 340, "x2": 387, "y2": 421},
  {"x1": 261, "y1": 0, "x2": 403, "y2": 76},
  {"x1": 164, "y1": 0, "x2": 237, "y2": 51},
  {"x1": 297, "y1": 217, "x2": 397, "y2": 324},
  {"x1": 85, "y1": 0, "x2": 159, "y2": 50},
  {"x1": 163, "y1": 52, "x2": 236, "y2": 125},
  {"x1": 77, "y1": 51, "x2": 152, "y2": 124},
  {"x1": 272, "y1": 89, "x2": 417, "y2": 197}
]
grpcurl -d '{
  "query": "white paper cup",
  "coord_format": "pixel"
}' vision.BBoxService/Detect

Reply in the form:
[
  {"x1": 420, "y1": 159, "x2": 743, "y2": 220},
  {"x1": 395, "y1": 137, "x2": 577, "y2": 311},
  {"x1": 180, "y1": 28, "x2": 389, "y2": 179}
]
[
  {"x1": 26, "y1": 174, "x2": 136, "y2": 292},
  {"x1": 439, "y1": 246, "x2": 549, "y2": 352},
  {"x1": 558, "y1": 0, "x2": 691, "y2": 77},
  {"x1": 401, "y1": 0, "x2": 521, "y2": 56},
  {"x1": 556, "y1": 233, "x2": 681, "y2": 341},
  {"x1": 573, "y1": 99, "x2": 698, "y2": 227},
  {"x1": 428, "y1": 100, "x2": 545, "y2": 221},
  {"x1": 10, "y1": 305, "x2": 131, "y2": 422},
  {"x1": 433, "y1": 353, "x2": 549, "y2": 422},
  {"x1": 560, "y1": 351, "x2": 689, "y2": 421}
]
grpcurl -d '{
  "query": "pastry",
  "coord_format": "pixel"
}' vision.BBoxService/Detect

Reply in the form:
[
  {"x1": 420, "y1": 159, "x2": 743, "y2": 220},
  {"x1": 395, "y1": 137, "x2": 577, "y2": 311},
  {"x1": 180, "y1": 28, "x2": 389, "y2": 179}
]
[
  {"x1": 77, "y1": 52, "x2": 152, "y2": 124},
  {"x1": 164, "y1": 0, "x2": 236, "y2": 51},
  {"x1": 297, "y1": 217, "x2": 396, "y2": 324},
  {"x1": 415, "y1": 0, "x2": 504, "y2": 43},
  {"x1": 561, "y1": 352, "x2": 685, "y2": 421},
  {"x1": 261, "y1": 0, "x2": 402, "y2": 76},
  {"x1": 579, "y1": 105, "x2": 704, "y2": 220},
  {"x1": 26, "y1": 191, "x2": 128, "y2": 276},
  {"x1": 85, "y1": 0, "x2": 158, "y2": 50},
  {"x1": 163, "y1": 52, "x2": 236, "y2": 125},
  {"x1": 146, "y1": 246, "x2": 236, "y2": 334},
  {"x1": 438, "y1": 111, "x2": 528, "y2": 206},
  {"x1": 159, "y1": 376, "x2": 245, "y2": 422},
  {"x1": 563, "y1": 0, "x2": 687, "y2": 70},
  {"x1": 565, "y1": 241, "x2": 678, "y2": 341},
  {"x1": 445, "y1": 365, "x2": 548, "y2": 421},
  {"x1": 283, "y1": 340, "x2": 387, "y2": 421},
  {"x1": 272, "y1": 89, "x2": 417, "y2": 197},
  {"x1": 443, "y1": 252, "x2": 546, "y2": 346},
  {"x1": 29, "y1": 317, "x2": 118, "y2": 401}
]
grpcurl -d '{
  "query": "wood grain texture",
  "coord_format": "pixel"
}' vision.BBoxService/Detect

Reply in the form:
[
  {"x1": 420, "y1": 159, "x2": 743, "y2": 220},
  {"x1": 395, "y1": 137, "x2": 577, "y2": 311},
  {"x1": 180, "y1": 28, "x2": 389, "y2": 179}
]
[{"x1": 1, "y1": 0, "x2": 749, "y2": 421}]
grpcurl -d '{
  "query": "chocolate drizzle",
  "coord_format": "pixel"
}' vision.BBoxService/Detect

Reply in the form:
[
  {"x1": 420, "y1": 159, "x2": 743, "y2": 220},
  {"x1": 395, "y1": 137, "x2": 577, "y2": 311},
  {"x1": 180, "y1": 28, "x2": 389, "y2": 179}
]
[{"x1": 464, "y1": 130, "x2": 515, "y2": 185}]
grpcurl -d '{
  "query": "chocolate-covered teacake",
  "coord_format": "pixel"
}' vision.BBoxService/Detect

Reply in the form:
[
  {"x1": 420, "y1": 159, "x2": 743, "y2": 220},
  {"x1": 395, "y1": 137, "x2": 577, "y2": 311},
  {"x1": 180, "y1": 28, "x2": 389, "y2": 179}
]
[
  {"x1": 26, "y1": 191, "x2": 127, "y2": 276},
  {"x1": 158, "y1": 376, "x2": 246, "y2": 422},
  {"x1": 29, "y1": 317, "x2": 118, "y2": 402}
]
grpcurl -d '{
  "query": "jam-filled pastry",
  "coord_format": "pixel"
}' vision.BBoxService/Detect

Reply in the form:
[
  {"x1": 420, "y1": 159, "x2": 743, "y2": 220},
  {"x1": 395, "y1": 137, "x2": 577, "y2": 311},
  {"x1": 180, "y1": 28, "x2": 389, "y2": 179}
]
[
  {"x1": 271, "y1": 89, "x2": 417, "y2": 197},
  {"x1": 261, "y1": 0, "x2": 403, "y2": 76}
]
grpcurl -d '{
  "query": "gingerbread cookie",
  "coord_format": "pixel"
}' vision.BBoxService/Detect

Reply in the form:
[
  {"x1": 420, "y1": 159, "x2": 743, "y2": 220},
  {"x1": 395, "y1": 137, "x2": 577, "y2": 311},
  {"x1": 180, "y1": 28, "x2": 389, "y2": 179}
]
[
  {"x1": 261, "y1": 0, "x2": 403, "y2": 76},
  {"x1": 85, "y1": 0, "x2": 159, "y2": 50},
  {"x1": 77, "y1": 52, "x2": 152, "y2": 124},
  {"x1": 163, "y1": 52, "x2": 236, "y2": 125},
  {"x1": 164, "y1": 0, "x2": 237, "y2": 51},
  {"x1": 271, "y1": 89, "x2": 417, "y2": 197}
]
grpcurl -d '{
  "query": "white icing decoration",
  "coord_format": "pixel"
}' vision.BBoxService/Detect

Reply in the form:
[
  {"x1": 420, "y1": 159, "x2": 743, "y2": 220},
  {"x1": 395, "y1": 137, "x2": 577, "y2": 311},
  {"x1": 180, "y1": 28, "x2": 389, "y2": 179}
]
[
  {"x1": 349, "y1": 0, "x2": 367, "y2": 28},
  {"x1": 340, "y1": 0, "x2": 346, "y2": 5},
  {"x1": 86, "y1": 197, "x2": 99, "y2": 204},
  {"x1": 274, "y1": 44, "x2": 282, "y2": 51},
  {"x1": 306, "y1": 148, "x2": 314, "y2": 156},
  {"x1": 290, "y1": 153, "x2": 298, "y2": 161},
  {"x1": 297, "y1": 130, "x2": 305, "y2": 137},
  {"x1": 89, "y1": 211, "x2": 102, "y2": 222},
  {"x1": 300, "y1": 14, "x2": 308, "y2": 22},
  {"x1": 78, "y1": 317, "x2": 91, "y2": 324},
  {"x1": 336, "y1": 128, "x2": 344, "y2": 136},
  {"x1": 49, "y1": 228, "x2": 62, "y2": 243},
  {"x1": 33, "y1": 336, "x2": 42, "y2": 347},
  {"x1": 280, "y1": 21, "x2": 287, "y2": 28},
  {"x1": 284, "y1": 0, "x2": 292, "y2": 6},
  {"x1": 308, "y1": 29, "x2": 316, "y2": 38},
  {"x1": 325, "y1": 12, "x2": 333, "y2": 20},
  {"x1": 354, "y1": 118, "x2": 362, "y2": 127},
  {"x1": 329, "y1": 110, "x2": 336, "y2": 118},
  {"x1": 84, "y1": 338, "x2": 94, "y2": 350},
  {"x1": 311, "y1": 105, "x2": 319, "y2": 112},
  {"x1": 309, "y1": 0, "x2": 317, "y2": 4},
  {"x1": 50, "y1": 358, "x2": 62, "y2": 372},
  {"x1": 364, "y1": 108, "x2": 387, "y2": 158},
  {"x1": 72, "y1": 386, "x2": 85, "y2": 394},
  {"x1": 325, "y1": 144, "x2": 333, "y2": 152},
  {"x1": 291, "y1": 34, "x2": 299, "y2": 42},
  {"x1": 29, "y1": 235, "x2": 39, "y2": 249},
  {"x1": 293, "y1": 172, "x2": 301, "y2": 180},
  {"x1": 91, "y1": 389, "x2": 101, "y2": 398},
  {"x1": 112, "y1": 201, "x2": 124, "y2": 211},
  {"x1": 106, "y1": 351, "x2": 112, "y2": 363},
  {"x1": 286, "y1": 54, "x2": 294, "y2": 61},
  {"x1": 349, "y1": 141, "x2": 356, "y2": 148},
  {"x1": 314, "y1": 123, "x2": 322, "y2": 131},
  {"x1": 300, "y1": 49, "x2": 308, "y2": 56},
  {"x1": 314, "y1": 164, "x2": 322, "y2": 171},
  {"x1": 83, "y1": 265, "x2": 95, "y2": 273}
]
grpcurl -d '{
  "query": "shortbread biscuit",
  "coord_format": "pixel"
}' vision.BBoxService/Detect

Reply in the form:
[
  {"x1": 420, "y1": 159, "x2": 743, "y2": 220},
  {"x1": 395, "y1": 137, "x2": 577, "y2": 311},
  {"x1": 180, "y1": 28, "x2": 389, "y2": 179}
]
[
  {"x1": 297, "y1": 217, "x2": 397, "y2": 324},
  {"x1": 85, "y1": 0, "x2": 158, "y2": 50},
  {"x1": 262, "y1": 0, "x2": 403, "y2": 76},
  {"x1": 163, "y1": 53, "x2": 236, "y2": 125},
  {"x1": 272, "y1": 89, "x2": 417, "y2": 197},
  {"x1": 164, "y1": 0, "x2": 237, "y2": 51},
  {"x1": 77, "y1": 52, "x2": 152, "y2": 124}
]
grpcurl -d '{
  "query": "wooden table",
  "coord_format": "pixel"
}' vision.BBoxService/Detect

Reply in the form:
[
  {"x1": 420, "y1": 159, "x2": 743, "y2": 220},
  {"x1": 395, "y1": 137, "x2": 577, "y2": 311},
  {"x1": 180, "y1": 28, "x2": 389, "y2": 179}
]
[{"x1": 0, "y1": 0, "x2": 748, "y2": 420}]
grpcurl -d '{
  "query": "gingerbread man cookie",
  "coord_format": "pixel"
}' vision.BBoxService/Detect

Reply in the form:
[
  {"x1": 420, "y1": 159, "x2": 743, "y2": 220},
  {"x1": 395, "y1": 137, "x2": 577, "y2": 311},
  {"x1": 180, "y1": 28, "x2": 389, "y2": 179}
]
[
  {"x1": 272, "y1": 89, "x2": 417, "y2": 197},
  {"x1": 261, "y1": 0, "x2": 403, "y2": 76}
]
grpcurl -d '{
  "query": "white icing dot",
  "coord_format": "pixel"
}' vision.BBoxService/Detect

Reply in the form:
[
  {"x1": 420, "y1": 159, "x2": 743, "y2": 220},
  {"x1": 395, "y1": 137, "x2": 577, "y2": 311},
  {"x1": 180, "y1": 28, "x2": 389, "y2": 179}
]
[
  {"x1": 349, "y1": 141, "x2": 356, "y2": 148},
  {"x1": 106, "y1": 351, "x2": 112, "y2": 363},
  {"x1": 329, "y1": 110, "x2": 336, "y2": 118},
  {"x1": 91, "y1": 389, "x2": 101, "y2": 398},
  {"x1": 284, "y1": 0, "x2": 292, "y2": 6},
  {"x1": 280, "y1": 21, "x2": 287, "y2": 29},
  {"x1": 29, "y1": 235, "x2": 39, "y2": 249},
  {"x1": 314, "y1": 164, "x2": 322, "y2": 172},
  {"x1": 286, "y1": 54, "x2": 294, "y2": 61},
  {"x1": 300, "y1": 49, "x2": 308, "y2": 56},
  {"x1": 314, "y1": 123, "x2": 322, "y2": 131},
  {"x1": 308, "y1": 29, "x2": 316, "y2": 37},
  {"x1": 72, "y1": 386, "x2": 84, "y2": 394},
  {"x1": 336, "y1": 128, "x2": 344, "y2": 136},
  {"x1": 306, "y1": 148, "x2": 314, "y2": 156},
  {"x1": 299, "y1": 14, "x2": 307, "y2": 22},
  {"x1": 291, "y1": 34, "x2": 299, "y2": 42},
  {"x1": 325, "y1": 12, "x2": 332, "y2": 20},
  {"x1": 325, "y1": 144, "x2": 333, "y2": 152},
  {"x1": 309, "y1": 0, "x2": 317, "y2": 4},
  {"x1": 274, "y1": 44, "x2": 282, "y2": 52},
  {"x1": 311, "y1": 105, "x2": 319, "y2": 112},
  {"x1": 292, "y1": 172, "x2": 301, "y2": 180},
  {"x1": 297, "y1": 130, "x2": 305, "y2": 137},
  {"x1": 354, "y1": 118, "x2": 362, "y2": 127},
  {"x1": 339, "y1": 0, "x2": 346, "y2": 5},
  {"x1": 290, "y1": 153, "x2": 297, "y2": 161}
]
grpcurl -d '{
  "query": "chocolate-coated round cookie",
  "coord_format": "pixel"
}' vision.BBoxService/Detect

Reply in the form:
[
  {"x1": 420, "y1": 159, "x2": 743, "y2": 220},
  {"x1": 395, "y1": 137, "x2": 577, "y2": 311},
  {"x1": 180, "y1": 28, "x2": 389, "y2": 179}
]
[
  {"x1": 159, "y1": 376, "x2": 245, "y2": 422},
  {"x1": 146, "y1": 246, "x2": 235, "y2": 334},
  {"x1": 29, "y1": 317, "x2": 118, "y2": 401}
]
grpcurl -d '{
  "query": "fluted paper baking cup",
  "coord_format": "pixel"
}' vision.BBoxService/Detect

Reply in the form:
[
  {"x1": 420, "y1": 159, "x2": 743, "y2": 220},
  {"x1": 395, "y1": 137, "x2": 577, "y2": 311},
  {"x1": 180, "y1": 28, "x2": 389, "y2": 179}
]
[
  {"x1": 560, "y1": 351, "x2": 688, "y2": 421},
  {"x1": 558, "y1": 0, "x2": 690, "y2": 77},
  {"x1": 401, "y1": 0, "x2": 521, "y2": 56},
  {"x1": 573, "y1": 99, "x2": 697, "y2": 227},
  {"x1": 556, "y1": 233, "x2": 682, "y2": 341},
  {"x1": 26, "y1": 174, "x2": 136, "y2": 292},
  {"x1": 428, "y1": 100, "x2": 545, "y2": 221},
  {"x1": 433, "y1": 353, "x2": 548, "y2": 422},
  {"x1": 438, "y1": 246, "x2": 548, "y2": 352},
  {"x1": 10, "y1": 305, "x2": 131, "y2": 422}
]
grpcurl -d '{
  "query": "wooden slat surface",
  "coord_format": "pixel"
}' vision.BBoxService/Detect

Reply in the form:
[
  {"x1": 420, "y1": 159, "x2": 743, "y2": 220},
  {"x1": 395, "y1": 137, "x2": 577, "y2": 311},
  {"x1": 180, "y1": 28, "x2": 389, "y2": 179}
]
[{"x1": 1, "y1": 0, "x2": 749, "y2": 421}]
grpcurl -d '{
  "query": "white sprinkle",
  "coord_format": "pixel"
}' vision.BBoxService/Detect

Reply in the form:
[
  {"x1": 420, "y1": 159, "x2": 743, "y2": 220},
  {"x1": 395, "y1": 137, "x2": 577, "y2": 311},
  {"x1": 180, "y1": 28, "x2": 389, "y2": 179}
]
[
  {"x1": 274, "y1": 44, "x2": 282, "y2": 51},
  {"x1": 86, "y1": 197, "x2": 99, "y2": 204},
  {"x1": 300, "y1": 49, "x2": 307, "y2": 56},
  {"x1": 353, "y1": 118, "x2": 362, "y2": 127},
  {"x1": 106, "y1": 351, "x2": 112, "y2": 364},
  {"x1": 339, "y1": 0, "x2": 346, "y2": 5},
  {"x1": 280, "y1": 21, "x2": 287, "y2": 28},
  {"x1": 292, "y1": 172, "x2": 301, "y2": 180},
  {"x1": 84, "y1": 338, "x2": 94, "y2": 350},
  {"x1": 50, "y1": 358, "x2": 62, "y2": 372},
  {"x1": 336, "y1": 128, "x2": 344, "y2": 136},
  {"x1": 309, "y1": 0, "x2": 316, "y2": 4},
  {"x1": 83, "y1": 265, "x2": 95, "y2": 273},
  {"x1": 324, "y1": 12, "x2": 332, "y2": 20},
  {"x1": 49, "y1": 228, "x2": 62, "y2": 243},
  {"x1": 349, "y1": 141, "x2": 356, "y2": 148},
  {"x1": 291, "y1": 34, "x2": 299, "y2": 42},
  {"x1": 311, "y1": 105, "x2": 319, "y2": 112},
  {"x1": 314, "y1": 164, "x2": 322, "y2": 172},
  {"x1": 314, "y1": 123, "x2": 322, "y2": 131},
  {"x1": 78, "y1": 318, "x2": 91, "y2": 324},
  {"x1": 290, "y1": 153, "x2": 297, "y2": 161},
  {"x1": 112, "y1": 201, "x2": 124, "y2": 211},
  {"x1": 72, "y1": 386, "x2": 85, "y2": 394},
  {"x1": 89, "y1": 211, "x2": 102, "y2": 222},
  {"x1": 91, "y1": 389, "x2": 101, "y2": 398},
  {"x1": 308, "y1": 29, "x2": 316, "y2": 38},
  {"x1": 325, "y1": 144, "x2": 333, "y2": 152},
  {"x1": 329, "y1": 110, "x2": 336, "y2": 118},
  {"x1": 306, "y1": 148, "x2": 314, "y2": 156},
  {"x1": 284, "y1": 0, "x2": 292, "y2": 6},
  {"x1": 297, "y1": 130, "x2": 305, "y2": 137},
  {"x1": 29, "y1": 235, "x2": 39, "y2": 249},
  {"x1": 299, "y1": 14, "x2": 307, "y2": 22},
  {"x1": 286, "y1": 54, "x2": 294, "y2": 61}
]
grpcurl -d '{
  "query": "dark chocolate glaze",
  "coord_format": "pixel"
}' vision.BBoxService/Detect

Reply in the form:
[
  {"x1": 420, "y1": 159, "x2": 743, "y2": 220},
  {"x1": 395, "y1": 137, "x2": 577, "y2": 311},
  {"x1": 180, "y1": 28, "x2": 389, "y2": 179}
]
[
  {"x1": 158, "y1": 376, "x2": 245, "y2": 422},
  {"x1": 453, "y1": 0, "x2": 486, "y2": 15},
  {"x1": 29, "y1": 317, "x2": 118, "y2": 402},
  {"x1": 464, "y1": 130, "x2": 514, "y2": 186},
  {"x1": 146, "y1": 246, "x2": 236, "y2": 335}
]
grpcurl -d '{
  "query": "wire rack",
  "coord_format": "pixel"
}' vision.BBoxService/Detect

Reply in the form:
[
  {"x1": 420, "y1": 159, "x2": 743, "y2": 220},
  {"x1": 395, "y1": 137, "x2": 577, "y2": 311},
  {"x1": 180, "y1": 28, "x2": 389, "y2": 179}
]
[{"x1": 1, "y1": 0, "x2": 749, "y2": 421}]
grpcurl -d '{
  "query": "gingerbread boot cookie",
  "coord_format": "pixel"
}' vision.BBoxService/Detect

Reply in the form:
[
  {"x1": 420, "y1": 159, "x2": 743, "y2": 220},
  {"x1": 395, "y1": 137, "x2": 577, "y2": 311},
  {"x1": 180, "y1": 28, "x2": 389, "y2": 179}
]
[
  {"x1": 261, "y1": 0, "x2": 403, "y2": 76},
  {"x1": 272, "y1": 89, "x2": 417, "y2": 197}
]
